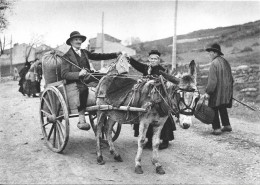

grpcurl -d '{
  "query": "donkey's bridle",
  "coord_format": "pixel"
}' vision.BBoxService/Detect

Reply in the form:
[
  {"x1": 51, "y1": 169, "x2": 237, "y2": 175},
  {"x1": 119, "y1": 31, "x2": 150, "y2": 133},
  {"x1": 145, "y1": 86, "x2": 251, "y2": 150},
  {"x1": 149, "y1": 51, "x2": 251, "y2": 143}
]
[
  {"x1": 176, "y1": 88, "x2": 200, "y2": 115},
  {"x1": 155, "y1": 75, "x2": 200, "y2": 117}
]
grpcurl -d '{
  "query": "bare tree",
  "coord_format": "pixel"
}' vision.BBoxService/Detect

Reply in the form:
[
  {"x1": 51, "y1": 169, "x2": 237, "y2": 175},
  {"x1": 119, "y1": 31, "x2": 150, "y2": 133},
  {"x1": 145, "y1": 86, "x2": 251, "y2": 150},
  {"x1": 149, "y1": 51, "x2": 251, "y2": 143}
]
[
  {"x1": 25, "y1": 34, "x2": 44, "y2": 62},
  {"x1": 0, "y1": 34, "x2": 5, "y2": 55},
  {"x1": 0, "y1": 0, "x2": 13, "y2": 56},
  {"x1": 0, "y1": 0, "x2": 13, "y2": 32}
]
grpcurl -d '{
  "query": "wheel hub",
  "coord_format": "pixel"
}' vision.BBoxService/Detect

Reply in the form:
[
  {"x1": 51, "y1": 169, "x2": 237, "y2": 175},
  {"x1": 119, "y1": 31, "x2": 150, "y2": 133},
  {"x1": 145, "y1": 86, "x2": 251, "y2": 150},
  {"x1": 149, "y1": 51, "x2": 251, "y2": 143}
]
[{"x1": 47, "y1": 114, "x2": 57, "y2": 123}]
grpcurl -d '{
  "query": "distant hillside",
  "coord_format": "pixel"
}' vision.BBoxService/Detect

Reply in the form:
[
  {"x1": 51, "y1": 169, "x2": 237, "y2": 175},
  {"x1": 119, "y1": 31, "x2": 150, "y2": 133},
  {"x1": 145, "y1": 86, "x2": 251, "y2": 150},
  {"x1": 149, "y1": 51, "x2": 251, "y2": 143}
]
[{"x1": 129, "y1": 20, "x2": 260, "y2": 59}]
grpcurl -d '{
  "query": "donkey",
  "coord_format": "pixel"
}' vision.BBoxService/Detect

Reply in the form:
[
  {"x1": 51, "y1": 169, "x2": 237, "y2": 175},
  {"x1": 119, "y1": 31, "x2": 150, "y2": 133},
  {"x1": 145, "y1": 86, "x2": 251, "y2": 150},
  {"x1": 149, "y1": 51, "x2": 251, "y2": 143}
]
[{"x1": 94, "y1": 59, "x2": 199, "y2": 174}]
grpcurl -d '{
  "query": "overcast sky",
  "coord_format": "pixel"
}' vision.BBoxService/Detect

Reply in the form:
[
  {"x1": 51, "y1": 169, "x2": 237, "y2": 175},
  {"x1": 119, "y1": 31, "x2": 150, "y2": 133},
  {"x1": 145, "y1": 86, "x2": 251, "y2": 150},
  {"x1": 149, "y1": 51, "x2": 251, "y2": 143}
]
[{"x1": 3, "y1": 0, "x2": 260, "y2": 48}]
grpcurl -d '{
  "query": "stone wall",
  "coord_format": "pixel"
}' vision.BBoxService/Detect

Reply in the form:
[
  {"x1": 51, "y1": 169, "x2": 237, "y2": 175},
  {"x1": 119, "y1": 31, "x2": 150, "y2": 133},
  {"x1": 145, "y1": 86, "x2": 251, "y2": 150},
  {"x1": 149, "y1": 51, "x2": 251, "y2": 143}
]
[{"x1": 197, "y1": 64, "x2": 260, "y2": 103}]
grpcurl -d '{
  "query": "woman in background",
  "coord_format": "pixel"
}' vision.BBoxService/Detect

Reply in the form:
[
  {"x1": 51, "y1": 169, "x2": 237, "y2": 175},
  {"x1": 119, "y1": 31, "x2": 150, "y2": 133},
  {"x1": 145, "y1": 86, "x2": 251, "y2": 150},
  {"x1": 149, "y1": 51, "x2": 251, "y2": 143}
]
[{"x1": 18, "y1": 61, "x2": 31, "y2": 96}]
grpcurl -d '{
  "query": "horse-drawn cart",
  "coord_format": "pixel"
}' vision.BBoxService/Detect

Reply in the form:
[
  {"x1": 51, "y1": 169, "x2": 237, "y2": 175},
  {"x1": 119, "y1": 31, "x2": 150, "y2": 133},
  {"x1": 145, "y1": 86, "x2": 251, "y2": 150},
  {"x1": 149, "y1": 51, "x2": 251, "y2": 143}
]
[
  {"x1": 39, "y1": 51, "x2": 146, "y2": 153},
  {"x1": 39, "y1": 51, "x2": 201, "y2": 174}
]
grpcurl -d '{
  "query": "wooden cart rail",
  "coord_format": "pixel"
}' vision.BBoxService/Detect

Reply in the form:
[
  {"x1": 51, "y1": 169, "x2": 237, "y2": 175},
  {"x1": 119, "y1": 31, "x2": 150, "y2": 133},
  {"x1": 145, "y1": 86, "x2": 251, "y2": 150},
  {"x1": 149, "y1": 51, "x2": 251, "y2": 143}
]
[
  {"x1": 85, "y1": 105, "x2": 147, "y2": 112},
  {"x1": 53, "y1": 105, "x2": 146, "y2": 120}
]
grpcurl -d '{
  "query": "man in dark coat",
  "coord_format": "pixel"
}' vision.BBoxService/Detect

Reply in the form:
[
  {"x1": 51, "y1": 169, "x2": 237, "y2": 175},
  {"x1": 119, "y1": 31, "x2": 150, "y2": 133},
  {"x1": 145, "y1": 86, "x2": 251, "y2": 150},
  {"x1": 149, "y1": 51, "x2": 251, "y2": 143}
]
[
  {"x1": 127, "y1": 49, "x2": 176, "y2": 150},
  {"x1": 203, "y1": 43, "x2": 234, "y2": 135},
  {"x1": 61, "y1": 31, "x2": 121, "y2": 131}
]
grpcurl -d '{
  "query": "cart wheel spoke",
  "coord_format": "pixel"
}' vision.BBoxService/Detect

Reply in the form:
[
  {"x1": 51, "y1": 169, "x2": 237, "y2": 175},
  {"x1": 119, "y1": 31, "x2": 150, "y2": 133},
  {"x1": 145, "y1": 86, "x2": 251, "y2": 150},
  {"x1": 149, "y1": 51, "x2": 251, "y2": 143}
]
[
  {"x1": 42, "y1": 97, "x2": 54, "y2": 115},
  {"x1": 53, "y1": 124, "x2": 57, "y2": 147},
  {"x1": 55, "y1": 124, "x2": 61, "y2": 148},
  {"x1": 41, "y1": 109, "x2": 52, "y2": 117},
  {"x1": 43, "y1": 122, "x2": 51, "y2": 127},
  {"x1": 56, "y1": 121, "x2": 64, "y2": 142},
  {"x1": 57, "y1": 120, "x2": 65, "y2": 130},
  {"x1": 47, "y1": 124, "x2": 55, "y2": 140},
  {"x1": 47, "y1": 91, "x2": 56, "y2": 113},
  {"x1": 112, "y1": 128, "x2": 116, "y2": 135},
  {"x1": 112, "y1": 122, "x2": 121, "y2": 142},
  {"x1": 56, "y1": 115, "x2": 64, "y2": 120},
  {"x1": 56, "y1": 101, "x2": 61, "y2": 116}
]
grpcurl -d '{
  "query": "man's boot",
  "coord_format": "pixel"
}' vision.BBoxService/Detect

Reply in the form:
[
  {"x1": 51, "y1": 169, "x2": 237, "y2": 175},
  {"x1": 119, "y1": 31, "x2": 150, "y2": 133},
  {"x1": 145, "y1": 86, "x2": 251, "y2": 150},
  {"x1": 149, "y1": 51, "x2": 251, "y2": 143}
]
[
  {"x1": 77, "y1": 110, "x2": 91, "y2": 131},
  {"x1": 212, "y1": 128, "x2": 222, "y2": 135},
  {"x1": 159, "y1": 140, "x2": 169, "y2": 150},
  {"x1": 221, "y1": 125, "x2": 232, "y2": 132}
]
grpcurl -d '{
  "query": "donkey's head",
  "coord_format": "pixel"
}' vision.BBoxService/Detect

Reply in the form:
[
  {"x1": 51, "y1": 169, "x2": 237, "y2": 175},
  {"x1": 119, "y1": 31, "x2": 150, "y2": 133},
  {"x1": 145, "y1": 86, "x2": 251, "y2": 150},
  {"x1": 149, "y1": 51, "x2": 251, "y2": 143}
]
[
  {"x1": 160, "y1": 60, "x2": 200, "y2": 129},
  {"x1": 107, "y1": 54, "x2": 130, "y2": 75}
]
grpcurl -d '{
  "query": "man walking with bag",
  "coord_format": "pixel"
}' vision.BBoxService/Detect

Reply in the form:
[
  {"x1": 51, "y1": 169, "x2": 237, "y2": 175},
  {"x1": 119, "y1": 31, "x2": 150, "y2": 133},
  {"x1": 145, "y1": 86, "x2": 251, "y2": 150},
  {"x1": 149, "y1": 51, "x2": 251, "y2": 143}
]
[{"x1": 203, "y1": 43, "x2": 234, "y2": 135}]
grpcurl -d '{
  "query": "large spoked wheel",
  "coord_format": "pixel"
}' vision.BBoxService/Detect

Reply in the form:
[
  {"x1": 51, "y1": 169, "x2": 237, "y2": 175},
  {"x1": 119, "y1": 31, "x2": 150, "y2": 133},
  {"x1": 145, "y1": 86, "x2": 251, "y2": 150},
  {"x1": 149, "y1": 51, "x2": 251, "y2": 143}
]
[
  {"x1": 40, "y1": 86, "x2": 69, "y2": 153},
  {"x1": 89, "y1": 113, "x2": 121, "y2": 142}
]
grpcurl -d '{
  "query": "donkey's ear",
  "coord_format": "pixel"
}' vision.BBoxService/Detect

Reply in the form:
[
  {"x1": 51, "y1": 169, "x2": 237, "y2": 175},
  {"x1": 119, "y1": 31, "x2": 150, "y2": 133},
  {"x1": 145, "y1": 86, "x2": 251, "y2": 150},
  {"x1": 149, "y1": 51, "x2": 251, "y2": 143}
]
[
  {"x1": 189, "y1": 60, "x2": 196, "y2": 76},
  {"x1": 159, "y1": 70, "x2": 180, "y2": 84},
  {"x1": 189, "y1": 60, "x2": 197, "y2": 85}
]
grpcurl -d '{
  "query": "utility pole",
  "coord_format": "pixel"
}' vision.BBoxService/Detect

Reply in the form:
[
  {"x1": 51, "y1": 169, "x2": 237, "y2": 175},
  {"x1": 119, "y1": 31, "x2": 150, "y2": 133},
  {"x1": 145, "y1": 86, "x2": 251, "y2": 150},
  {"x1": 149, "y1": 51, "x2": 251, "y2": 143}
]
[
  {"x1": 0, "y1": 58, "x2": 1, "y2": 80},
  {"x1": 171, "y1": 0, "x2": 178, "y2": 73},
  {"x1": 101, "y1": 11, "x2": 104, "y2": 69},
  {"x1": 10, "y1": 35, "x2": 13, "y2": 77},
  {"x1": 102, "y1": 11, "x2": 104, "y2": 53}
]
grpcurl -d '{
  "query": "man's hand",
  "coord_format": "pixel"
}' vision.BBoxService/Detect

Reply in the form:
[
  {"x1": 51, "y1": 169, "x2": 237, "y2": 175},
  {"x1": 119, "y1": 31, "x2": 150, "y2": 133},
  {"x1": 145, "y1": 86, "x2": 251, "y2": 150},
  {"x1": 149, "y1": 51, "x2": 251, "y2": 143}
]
[
  {"x1": 79, "y1": 68, "x2": 87, "y2": 77},
  {"x1": 202, "y1": 93, "x2": 210, "y2": 100},
  {"x1": 124, "y1": 53, "x2": 130, "y2": 61}
]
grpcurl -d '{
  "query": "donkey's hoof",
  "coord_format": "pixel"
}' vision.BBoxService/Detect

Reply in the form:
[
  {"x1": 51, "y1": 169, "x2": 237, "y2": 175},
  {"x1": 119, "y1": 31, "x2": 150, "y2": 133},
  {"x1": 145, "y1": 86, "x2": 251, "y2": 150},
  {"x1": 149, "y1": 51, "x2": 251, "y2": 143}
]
[
  {"x1": 135, "y1": 166, "x2": 143, "y2": 174},
  {"x1": 97, "y1": 156, "x2": 105, "y2": 165},
  {"x1": 156, "y1": 166, "x2": 165, "y2": 174},
  {"x1": 114, "y1": 155, "x2": 123, "y2": 162}
]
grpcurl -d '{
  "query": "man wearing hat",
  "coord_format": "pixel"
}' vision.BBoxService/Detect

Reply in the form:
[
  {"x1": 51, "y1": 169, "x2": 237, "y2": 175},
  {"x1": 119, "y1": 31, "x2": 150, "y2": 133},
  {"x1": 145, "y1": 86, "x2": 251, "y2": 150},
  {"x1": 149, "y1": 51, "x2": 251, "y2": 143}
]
[
  {"x1": 203, "y1": 43, "x2": 234, "y2": 135},
  {"x1": 127, "y1": 49, "x2": 176, "y2": 150},
  {"x1": 61, "y1": 31, "x2": 121, "y2": 131}
]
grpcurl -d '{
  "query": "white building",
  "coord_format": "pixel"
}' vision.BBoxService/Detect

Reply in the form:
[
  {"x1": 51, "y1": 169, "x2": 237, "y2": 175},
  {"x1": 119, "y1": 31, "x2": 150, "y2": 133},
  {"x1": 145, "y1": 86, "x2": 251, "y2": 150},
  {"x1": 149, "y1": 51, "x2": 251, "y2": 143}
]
[{"x1": 89, "y1": 33, "x2": 136, "y2": 56}]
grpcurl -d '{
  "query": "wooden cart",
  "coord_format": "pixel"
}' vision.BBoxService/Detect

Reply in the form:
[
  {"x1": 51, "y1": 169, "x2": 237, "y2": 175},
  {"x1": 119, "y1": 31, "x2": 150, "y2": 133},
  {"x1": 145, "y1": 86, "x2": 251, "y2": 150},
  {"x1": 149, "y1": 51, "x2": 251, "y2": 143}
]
[{"x1": 39, "y1": 80, "x2": 122, "y2": 153}]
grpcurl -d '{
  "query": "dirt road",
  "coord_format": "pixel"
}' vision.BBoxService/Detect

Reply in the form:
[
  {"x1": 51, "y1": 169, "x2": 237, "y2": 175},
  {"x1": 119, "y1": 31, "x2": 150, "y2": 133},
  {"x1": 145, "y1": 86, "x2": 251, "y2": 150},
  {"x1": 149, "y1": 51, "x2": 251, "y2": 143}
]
[{"x1": 1, "y1": 80, "x2": 260, "y2": 184}]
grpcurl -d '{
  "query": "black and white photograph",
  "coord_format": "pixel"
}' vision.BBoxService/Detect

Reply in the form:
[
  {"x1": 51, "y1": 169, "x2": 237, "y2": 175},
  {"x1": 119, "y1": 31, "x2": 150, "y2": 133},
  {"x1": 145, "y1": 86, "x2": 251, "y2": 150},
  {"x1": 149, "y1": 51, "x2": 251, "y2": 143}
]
[{"x1": 0, "y1": 0, "x2": 260, "y2": 184}]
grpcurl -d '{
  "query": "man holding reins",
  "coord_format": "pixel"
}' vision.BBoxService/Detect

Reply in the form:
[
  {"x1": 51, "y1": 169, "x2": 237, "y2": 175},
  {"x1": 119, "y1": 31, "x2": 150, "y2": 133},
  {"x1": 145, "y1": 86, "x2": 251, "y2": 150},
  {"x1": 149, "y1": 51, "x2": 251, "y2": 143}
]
[{"x1": 61, "y1": 31, "x2": 121, "y2": 131}]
